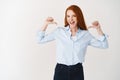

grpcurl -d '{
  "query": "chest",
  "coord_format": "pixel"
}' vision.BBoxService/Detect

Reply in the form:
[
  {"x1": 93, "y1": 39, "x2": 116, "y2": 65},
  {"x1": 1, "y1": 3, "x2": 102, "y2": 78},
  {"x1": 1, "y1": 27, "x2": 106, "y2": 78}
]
[{"x1": 56, "y1": 31, "x2": 90, "y2": 47}]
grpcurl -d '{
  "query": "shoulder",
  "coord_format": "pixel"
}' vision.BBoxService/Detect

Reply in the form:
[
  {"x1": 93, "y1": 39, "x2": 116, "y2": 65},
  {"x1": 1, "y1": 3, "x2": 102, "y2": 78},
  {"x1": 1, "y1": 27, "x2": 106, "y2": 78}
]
[
  {"x1": 55, "y1": 26, "x2": 66, "y2": 31},
  {"x1": 81, "y1": 30, "x2": 93, "y2": 38},
  {"x1": 82, "y1": 30, "x2": 91, "y2": 35},
  {"x1": 57, "y1": 26, "x2": 65, "y2": 29},
  {"x1": 80, "y1": 30, "x2": 89, "y2": 35},
  {"x1": 53, "y1": 26, "x2": 65, "y2": 34}
]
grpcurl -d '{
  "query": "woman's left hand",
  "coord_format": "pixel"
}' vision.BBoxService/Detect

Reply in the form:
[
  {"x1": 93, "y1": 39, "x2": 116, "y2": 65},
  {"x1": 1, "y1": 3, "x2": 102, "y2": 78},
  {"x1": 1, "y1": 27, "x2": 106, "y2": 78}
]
[
  {"x1": 88, "y1": 21, "x2": 104, "y2": 36},
  {"x1": 88, "y1": 21, "x2": 101, "y2": 30}
]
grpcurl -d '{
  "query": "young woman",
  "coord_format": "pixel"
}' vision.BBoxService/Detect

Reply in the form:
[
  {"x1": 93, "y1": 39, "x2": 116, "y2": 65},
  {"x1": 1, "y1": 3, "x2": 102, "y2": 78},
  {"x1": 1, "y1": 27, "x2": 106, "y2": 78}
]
[{"x1": 37, "y1": 5, "x2": 108, "y2": 80}]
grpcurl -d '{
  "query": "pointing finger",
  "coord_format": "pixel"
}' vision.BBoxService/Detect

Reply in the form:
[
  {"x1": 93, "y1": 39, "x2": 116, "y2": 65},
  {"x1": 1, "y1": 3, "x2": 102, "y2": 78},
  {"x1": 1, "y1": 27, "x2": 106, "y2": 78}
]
[{"x1": 88, "y1": 26, "x2": 94, "y2": 29}]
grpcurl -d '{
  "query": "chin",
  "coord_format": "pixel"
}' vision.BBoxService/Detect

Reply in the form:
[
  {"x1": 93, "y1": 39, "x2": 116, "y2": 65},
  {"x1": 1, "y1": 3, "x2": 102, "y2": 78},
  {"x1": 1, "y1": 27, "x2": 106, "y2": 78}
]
[{"x1": 69, "y1": 24, "x2": 77, "y2": 28}]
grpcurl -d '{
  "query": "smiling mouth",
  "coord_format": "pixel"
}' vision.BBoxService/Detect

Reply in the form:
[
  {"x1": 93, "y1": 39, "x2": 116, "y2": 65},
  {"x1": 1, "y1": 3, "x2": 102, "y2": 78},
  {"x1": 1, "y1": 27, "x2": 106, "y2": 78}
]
[{"x1": 69, "y1": 21, "x2": 75, "y2": 25}]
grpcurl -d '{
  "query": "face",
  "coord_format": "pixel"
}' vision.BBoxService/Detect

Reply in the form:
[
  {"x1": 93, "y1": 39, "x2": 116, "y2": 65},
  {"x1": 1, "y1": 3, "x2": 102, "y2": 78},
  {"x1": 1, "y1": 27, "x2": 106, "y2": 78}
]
[{"x1": 66, "y1": 10, "x2": 77, "y2": 28}]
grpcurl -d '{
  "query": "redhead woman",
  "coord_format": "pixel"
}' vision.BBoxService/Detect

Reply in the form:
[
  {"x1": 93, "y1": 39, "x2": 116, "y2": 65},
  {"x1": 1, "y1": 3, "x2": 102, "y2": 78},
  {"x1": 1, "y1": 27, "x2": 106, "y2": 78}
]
[{"x1": 37, "y1": 5, "x2": 108, "y2": 80}]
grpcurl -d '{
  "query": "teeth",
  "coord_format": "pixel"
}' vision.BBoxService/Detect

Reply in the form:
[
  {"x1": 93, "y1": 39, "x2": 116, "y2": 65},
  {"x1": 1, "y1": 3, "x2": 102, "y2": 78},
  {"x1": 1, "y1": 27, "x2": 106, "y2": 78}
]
[{"x1": 70, "y1": 21, "x2": 74, "y2": 24}]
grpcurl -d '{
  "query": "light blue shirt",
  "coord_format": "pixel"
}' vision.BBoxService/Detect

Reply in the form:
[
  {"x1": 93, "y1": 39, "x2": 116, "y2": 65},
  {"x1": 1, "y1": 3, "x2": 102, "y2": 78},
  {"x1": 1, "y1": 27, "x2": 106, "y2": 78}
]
[{"x1": 37, "y1": 26, "x2": 108, "y2": 65}]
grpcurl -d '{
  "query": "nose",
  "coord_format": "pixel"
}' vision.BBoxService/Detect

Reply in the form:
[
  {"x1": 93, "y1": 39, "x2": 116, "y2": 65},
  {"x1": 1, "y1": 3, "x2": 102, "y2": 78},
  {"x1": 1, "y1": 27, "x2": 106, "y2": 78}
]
[{"x1": 70, "y1": 16, "x2": 73, "y2": 21}]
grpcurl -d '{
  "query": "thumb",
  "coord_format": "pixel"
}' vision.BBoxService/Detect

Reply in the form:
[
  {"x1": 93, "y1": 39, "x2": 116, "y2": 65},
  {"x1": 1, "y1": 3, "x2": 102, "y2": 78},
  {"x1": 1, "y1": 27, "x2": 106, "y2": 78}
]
[
  {"x1": 51, "y1": 21, "x2": 57, "y2": 25},
  {"x1": 88, "y1": 26, "x2": 94, "y2": 29}
]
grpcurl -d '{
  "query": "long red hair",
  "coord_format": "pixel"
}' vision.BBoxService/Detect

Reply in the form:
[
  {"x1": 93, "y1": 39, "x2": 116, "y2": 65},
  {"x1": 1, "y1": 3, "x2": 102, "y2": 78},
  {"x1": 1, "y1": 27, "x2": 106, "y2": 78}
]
[{"x1": 64, "y1": 5, "x2": 87, "y2": 30}]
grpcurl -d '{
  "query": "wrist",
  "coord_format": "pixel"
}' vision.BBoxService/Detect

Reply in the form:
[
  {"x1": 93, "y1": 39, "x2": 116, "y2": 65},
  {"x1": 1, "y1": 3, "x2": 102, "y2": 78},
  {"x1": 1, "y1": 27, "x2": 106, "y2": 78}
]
[
  {"x1": 96, "y1": 28, "x2": 104, "y2": 36},
  {"x1": 40, "y1": 23, "x2": 48, "y2": 31},
  {"x1": 43, "y1": 22, "x2": 49, "y2": 27}
]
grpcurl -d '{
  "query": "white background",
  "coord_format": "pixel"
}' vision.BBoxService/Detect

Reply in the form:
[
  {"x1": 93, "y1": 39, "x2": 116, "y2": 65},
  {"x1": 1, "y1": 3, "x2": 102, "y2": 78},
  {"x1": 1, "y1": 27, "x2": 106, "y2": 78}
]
[{"x1": 0, "y1": 0, "x2": 120, "y2": 80}]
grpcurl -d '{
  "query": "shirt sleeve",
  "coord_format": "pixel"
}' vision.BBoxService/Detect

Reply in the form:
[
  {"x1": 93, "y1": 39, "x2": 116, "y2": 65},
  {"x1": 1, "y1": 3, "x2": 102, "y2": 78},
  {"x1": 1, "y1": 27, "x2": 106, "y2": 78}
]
[
  {"x1": 37, "y1": 27, "x2": 59, "y2": 44},
  {"x1": 88, "y1": 33, "x2": 109, "y2": 49}
]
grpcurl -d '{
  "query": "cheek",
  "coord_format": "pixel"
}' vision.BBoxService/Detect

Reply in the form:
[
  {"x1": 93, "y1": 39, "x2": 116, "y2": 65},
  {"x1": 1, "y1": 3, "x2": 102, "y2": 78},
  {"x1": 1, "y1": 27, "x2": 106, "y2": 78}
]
[
  {"x1": 74, "y1": 18, "x2": 77, "y2": 23},
  {"x1": 66, "y1": 18, "x2": 70, "y2": 22},
  {"x1": 74, "y1": 17, "x2": 77, "y2": 21}
]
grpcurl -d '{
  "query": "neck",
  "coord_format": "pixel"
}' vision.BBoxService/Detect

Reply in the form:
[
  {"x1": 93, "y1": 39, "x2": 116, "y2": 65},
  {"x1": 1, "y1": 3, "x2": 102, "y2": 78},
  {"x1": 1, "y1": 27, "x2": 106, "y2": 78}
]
[{"x1": 70, "y1": 27, "x2": 78, "y2": 32}]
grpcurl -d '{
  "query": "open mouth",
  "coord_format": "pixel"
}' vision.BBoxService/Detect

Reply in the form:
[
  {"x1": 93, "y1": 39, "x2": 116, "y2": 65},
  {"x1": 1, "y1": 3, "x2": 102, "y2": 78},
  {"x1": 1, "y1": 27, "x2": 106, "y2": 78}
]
[{"x1": 69, "y1": 21, "x2": 75, "y2": 25}]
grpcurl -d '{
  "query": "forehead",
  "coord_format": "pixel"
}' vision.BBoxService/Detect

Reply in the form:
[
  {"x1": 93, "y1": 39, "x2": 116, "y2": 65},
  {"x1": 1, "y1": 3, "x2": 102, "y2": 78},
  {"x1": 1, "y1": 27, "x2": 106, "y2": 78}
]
[{"x1": 67, "y1": 10, "x2": 76, "y2": 15}]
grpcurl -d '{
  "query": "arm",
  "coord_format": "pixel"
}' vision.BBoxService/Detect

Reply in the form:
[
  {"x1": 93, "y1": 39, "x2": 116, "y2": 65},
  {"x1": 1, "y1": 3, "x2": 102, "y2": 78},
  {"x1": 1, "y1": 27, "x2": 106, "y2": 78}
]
[
  {"x1": 88, "y1": 34, "x2": 108, "y2": 49},
  {"x1": 37, "y1": 17, "x2": 57, "y2": 44},
  {"x1": 88, "y1": 21, "x2": 109, "y2": 49}
]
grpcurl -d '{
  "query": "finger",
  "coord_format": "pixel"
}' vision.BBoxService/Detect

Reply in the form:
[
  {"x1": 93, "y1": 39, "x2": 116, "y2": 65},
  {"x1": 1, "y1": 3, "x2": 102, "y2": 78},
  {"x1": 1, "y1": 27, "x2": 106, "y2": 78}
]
[
  {"x1": 50, "y1": 21, "x2": 57, "y2": 25},
  {"x1": 52, "y1": 22, "x2": 57, "y2": 25},
  {"x1": 92, "y1": 21, "x2": 99, "y2": 26},
  {"x1": 88, "y1": 26, "x2": 94, "y2": 29},
  {"x1": 47, "y1": 18, "x2": 54, "y2": 22},
  {"x1": 47, "y1": 17, "x2": 54, "y2": 21}
]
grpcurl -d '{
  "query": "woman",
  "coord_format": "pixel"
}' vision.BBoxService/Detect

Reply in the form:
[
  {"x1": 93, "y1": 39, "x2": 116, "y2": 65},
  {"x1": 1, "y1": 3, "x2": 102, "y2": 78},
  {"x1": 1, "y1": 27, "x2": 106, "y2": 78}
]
[{"x1": 37, "y1": 5, "x2": 108, "y2": 80}]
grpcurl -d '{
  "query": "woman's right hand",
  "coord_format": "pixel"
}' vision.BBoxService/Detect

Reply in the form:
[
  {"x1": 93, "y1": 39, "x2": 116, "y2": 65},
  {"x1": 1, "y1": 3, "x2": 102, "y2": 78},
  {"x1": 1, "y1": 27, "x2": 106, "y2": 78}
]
[
  {"x1": 44, "y1": 17, "x2": 57, "y2": 26},
  {"x1": 40, "y1": 17, "x2": 57, "y2": 31}
]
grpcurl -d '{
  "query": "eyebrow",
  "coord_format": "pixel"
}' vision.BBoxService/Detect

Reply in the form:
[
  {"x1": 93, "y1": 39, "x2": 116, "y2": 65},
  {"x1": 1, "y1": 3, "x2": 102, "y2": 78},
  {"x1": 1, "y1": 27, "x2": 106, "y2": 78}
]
[{"x1": 66, "y1": 14, "x2": 76, "y2": 16}]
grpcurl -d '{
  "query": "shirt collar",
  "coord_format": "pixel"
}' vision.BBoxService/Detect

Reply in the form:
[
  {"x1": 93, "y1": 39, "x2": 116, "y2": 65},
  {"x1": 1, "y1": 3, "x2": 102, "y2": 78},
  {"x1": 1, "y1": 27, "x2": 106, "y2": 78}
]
[{"x1": 64, "y1": 25, "x2": 81, "y2": 33}]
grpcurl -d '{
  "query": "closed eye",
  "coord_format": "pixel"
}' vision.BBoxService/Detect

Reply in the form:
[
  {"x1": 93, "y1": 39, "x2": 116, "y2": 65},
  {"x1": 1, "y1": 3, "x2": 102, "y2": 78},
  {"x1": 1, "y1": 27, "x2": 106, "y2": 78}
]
[
  {"x1": 73, "y1": 15, "x2": 76, "y2": 17},
  {"x1": 67, "y1": 15, "x2": 70, "y2": 18}
]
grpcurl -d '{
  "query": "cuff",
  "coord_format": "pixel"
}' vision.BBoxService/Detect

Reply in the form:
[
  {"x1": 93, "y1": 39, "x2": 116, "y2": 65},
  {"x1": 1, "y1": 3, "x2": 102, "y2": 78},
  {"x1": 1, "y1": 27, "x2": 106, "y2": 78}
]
[
  {"x1": 97, "y1": 34, "x2": 109, "y2": 41},
  {"x1": 37, "y1": 30, "x2": 45, "y2": 36}
]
